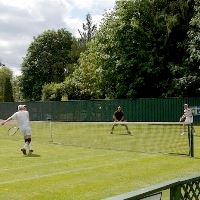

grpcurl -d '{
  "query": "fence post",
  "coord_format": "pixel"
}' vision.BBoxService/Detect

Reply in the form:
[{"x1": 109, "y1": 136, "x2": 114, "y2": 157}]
[{"x1": 170, "y1": 185, "x2": 182, "y2": 200}]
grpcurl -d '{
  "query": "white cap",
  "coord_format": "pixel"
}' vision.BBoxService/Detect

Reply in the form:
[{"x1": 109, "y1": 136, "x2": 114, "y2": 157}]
[{"x1": 18, "y1": 105, "x2": 24, "y2": 110}]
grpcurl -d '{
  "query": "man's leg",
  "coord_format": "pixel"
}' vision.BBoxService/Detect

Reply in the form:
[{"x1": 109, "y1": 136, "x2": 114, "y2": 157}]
[
  {"x1": 110, "y1": 124, "x2": 117, "y2": 134},
  {"x1": 26, "y1": 136, "x2": 33, "y2": 154},
  {"x1": 122, "y1": 124, "x2": 131, "y2": 134},
  {"x1": 181, "y1": 121, "x2": 188, "y2": 135},
  {"x1": 21, "y1": 136, "x2": 27, "y2": 155},
  {"x1": 21, "y1": 135, "x2": 32, "y2": 155}
]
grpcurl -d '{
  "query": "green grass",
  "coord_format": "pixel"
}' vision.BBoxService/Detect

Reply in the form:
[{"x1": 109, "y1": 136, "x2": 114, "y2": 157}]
[{"x1": 0, "y1": 122, "x2": 200, "y2": 200}]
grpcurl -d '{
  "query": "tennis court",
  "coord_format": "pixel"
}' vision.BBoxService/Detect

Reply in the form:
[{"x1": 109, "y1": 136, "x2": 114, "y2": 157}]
[{"x1": 0, "y1": 121, "x2": 200, "y2": 200}]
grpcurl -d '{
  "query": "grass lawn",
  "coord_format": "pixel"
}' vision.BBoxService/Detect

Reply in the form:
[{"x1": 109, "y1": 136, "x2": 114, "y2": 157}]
[{"x1": 0, "y1": 122, "x2": 200, "y2": 200}]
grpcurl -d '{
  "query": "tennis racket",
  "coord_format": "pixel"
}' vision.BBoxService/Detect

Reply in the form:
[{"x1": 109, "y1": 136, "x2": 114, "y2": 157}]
[
  {"x1": 179, "y1": 115, "x2": 186, "y2": 122},
  {"x1": 7, "y1": 126, "x2": 19, "y2": 136}
]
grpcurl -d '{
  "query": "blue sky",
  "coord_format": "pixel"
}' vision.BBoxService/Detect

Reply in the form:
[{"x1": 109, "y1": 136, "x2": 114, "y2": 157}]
[{"x1": 0, "y1": 0, "x2": 116, "y2": 76}]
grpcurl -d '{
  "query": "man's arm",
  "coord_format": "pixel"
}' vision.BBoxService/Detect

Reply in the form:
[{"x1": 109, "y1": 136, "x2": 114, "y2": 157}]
[
  {"x1": 1, "y1": 117, "x2": 12, "y2": 125},
  {"x1": 113, "y1": 114, "x2": 117, "y2": 121},
  {"x1": 119, "y1": 111, "x2": 125, "y2": 121},
  {"x1": 1, "y1": 113, "x2": 15, "y2": 125}
]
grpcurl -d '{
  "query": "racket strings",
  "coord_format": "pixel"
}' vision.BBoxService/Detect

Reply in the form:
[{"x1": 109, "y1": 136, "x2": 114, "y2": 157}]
[{"x1": 8, "y1": 126, "x2": 19, "y2": 136}]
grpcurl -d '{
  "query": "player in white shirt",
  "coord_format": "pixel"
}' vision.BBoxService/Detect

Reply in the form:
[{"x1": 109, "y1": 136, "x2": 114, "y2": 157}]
[
  {"x1": 1, "y1": 105, "x2": 33, "y2": 155},
  {"x1": 180, "y1": 104, "x2": 193, "y2": 135}
]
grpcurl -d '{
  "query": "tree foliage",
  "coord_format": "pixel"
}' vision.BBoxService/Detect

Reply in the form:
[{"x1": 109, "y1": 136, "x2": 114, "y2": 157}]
[
  {"x1": 18, "y1": 1, "x2": 200, "y2": 100},
  {"x1": 72, "y1": 0, "x2": 196, "y2": 99},
  {"x1": 42, "y1": 82, "x2": 65, "y2": 101},
  {"x1": 0, "y1": 66, "x2": 14, "y2": 102},
  {"x1": 179, "y1": 0, "x2": 200, "y2": 96},
  {"x1": 42, "y1": 14, "x2": 98, "y2": 101},
  {"x1": 20, "y1": 28, "x2": 73, "y2": 101},
  {"x1": 63, "y1": 40, "x2": 103, "y2": 100},
  {"x1": 78, "y1": 13, "x2": 97, "y2": 46},
  {"x1": 12, "y1": 75, "x2": 24, "y2": 102}
]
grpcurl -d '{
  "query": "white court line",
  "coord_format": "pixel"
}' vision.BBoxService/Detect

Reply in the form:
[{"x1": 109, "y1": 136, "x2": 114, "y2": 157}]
[
  {"x1": 0, "y1": 152, "x2": 154, "y2": 173},
  {"x1": 0, "y1": 153, "x2": 121, "y2": 172},
  {"x1": 0, "y1": 151, "x2": 154, "y2": 173},
  {"x1": 0, "y1": 160, "x2": 133, "y2": 185}
]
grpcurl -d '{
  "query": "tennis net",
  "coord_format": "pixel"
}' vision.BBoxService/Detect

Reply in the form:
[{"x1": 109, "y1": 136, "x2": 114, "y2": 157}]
[{"x1": 31, "y1": 121, "x2": 194, "y2": 156}]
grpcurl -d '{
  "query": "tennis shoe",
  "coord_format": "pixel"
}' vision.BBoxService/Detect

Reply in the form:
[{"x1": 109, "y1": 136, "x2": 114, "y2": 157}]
[
  {"x1": 21, "y1": 148, "x2": 27, "y2": 155},
  {"x1": 28, "y1": 149, "x2": 33, "y2": 155},
  {"x1": 181, "y1": 132, "x2": 186, "y2": 135}
]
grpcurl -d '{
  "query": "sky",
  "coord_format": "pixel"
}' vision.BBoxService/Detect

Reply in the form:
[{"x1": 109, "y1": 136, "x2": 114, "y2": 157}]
[{"x1": 0, "y1": 0, "x2": 116, "y2": 76}]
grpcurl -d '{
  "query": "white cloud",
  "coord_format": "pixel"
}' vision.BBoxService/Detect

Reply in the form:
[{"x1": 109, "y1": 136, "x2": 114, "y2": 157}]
[
  {"x1": 0, "y1": 0, "x2": 115, "y2": 76},
  {"x1": 63, "y1": 17, "x2": 83, "y2": 38}
]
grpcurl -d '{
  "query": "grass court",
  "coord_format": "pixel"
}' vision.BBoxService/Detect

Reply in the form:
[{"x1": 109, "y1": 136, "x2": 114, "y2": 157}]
[{"x1": 0, "y1": 122, "x2": 200, "y2": 200}]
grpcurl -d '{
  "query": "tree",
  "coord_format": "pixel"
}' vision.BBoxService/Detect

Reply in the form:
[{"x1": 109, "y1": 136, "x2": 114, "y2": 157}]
[
  {"x1": 77, "y1": 0, "x2": 195, "y2": 99},
  {"x1": 12, "y1": 75, "x2": 24, "y2": 102},
  {"x1": 63, "y1": 40, "x2": 103, "y2": 100},
  {"x1": 42, "y1": 82, "x2": 65, "y2": 101},
  {"x1": 20, "y1": 28, "x2": 73, "y2": 101},
  {"x1": 0, "y1": 66, "x2": 14, "y2": 102},
  {"x1": 41, "y1": 0, "x2": 197, "y2": 100},
  {"x1": 177, "y1": 0, "x2": 200, "y2": 96},
  {"x1": 78, "y1": 13, "x2": 97, "y2": 48}
]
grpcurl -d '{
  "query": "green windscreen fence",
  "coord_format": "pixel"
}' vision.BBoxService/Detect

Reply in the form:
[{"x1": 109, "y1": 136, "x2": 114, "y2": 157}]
[{"x1": 0, "y1": 98, "x2": 200, "y2": 122}]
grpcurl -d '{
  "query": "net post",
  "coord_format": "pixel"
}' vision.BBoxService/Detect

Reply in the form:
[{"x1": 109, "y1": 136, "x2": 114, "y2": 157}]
[
  {"x1": 49, "y1": 119, "x2": 53, "y2": 142},
  {"x1": 188, "y1": 124, "x2": 194, "y2": 157},
  {"x1": 190, "y1": 124, "x2": 194, "y2": 157},
  {"x1": 46, "y1": 114, "x2": 53, "y2": 142}
]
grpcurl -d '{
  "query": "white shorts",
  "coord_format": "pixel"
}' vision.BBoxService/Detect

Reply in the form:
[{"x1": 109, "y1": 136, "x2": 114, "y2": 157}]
[
  {"x1": 20, "y1": 126, "x2": 32, "y2": 136},
  {"x1": 184, "y1": 117, "x2": 193, "y2": 124}
]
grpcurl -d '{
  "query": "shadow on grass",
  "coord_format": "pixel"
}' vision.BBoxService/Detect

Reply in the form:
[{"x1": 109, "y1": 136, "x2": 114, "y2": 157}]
[
  {"x1": 26, "y1": 154, "x2": 41, "y2": 157},
  {"x1": 117, "y1": 133, "x2": 133, "y2": 136}
]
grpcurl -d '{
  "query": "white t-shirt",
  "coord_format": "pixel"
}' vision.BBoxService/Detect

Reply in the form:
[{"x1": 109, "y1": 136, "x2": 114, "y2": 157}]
[
  {"x1": 184, "y1": 108, "x2": 193, "y2": 124},
  {"x1": 10, "y1": 110, "x2": 31, "y2": 131}
]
